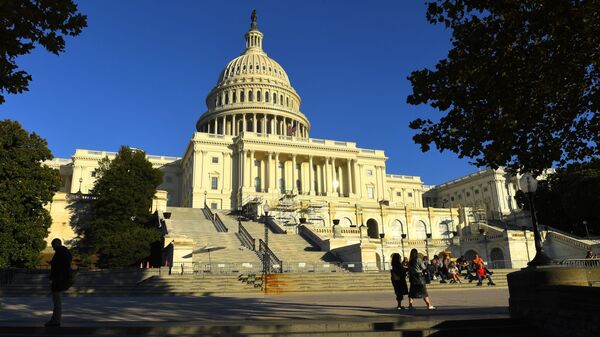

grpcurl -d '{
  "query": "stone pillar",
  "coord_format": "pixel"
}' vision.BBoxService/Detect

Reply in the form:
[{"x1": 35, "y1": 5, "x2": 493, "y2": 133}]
[
  {"x1": 240, "y1": 149, "x2": 247, "y2": 189},
  {"x1": 262, "y1": 115, "x2": 267, "y2": 134},
  {"x1": 242, "y1": 114, "x2": 247, "y2": 134},
  {"x1": 213, "y1": 119, "x2": 218, "y2": 135},
  {"x1": 274, "y1": 152, "x2": 280, "y2": 193},
  {"x1": 222, "y1": 151, "x2": 230, "y2": 193},
  {"x1": 232, "y1": 114, "x2": 237, "y2": 136},
  {"x1": 270, "y1": 116, "x2": 275, "y2": 135},
  {"x1": 292, "y1": 154, "x2": 297, "y2": 194},
  {"x1": 357, "y1": 163, "x2": 363, "y2": 198},
  {"x1": 221, "y1": 116, "x2": 225, "y2": 135},
  {"x1": 337, "y1": 165, "x2": 343, "y2": 197},
  {"x1": 249, "y1": 150, "x2": 255, "y2": 191},
  {"x1": 309, "y1": 155, "x2": 315, "y2": 195},
  {"x1": 252, "y1": 113, "x2": 257, "y2": 133},
  {"x1": 346, "y1": 159, "x2": 352, "y2": 196}
]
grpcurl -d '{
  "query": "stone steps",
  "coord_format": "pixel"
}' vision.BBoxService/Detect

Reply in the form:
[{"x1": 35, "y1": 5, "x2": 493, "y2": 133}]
[{"x1": 0, "y1": 318, "x2": 535, "y2": 336}]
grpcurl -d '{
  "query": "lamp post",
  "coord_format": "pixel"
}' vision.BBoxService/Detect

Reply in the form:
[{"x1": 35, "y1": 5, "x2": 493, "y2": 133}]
[
  {"x1": 204, "y1": 190, "x2": 207, "y2": 207},
  {"x1": 78, "y1": 177, "x2": 83, "y2": 193},
  {"x1": 263, "y1": 201, "x2": 271, "y2": 277},
  {"x1": 401, "y1": 233, "x2": 407, "y2": 258},
  {"x1": 481, "y1": 230, "x2": 489, "y2": 262},
  {"x1": 332, "y1": 219, "x2": 340, "y2": 239},
  {"x1": 379, "y1": 199, "x2": 389, "y2": 236},
  {"x1": 379, "y1": 233, "x2": 386, "y2": 271},
  {"x1": 522, "y1": 225, "x2": 531, "y2": 263},
  {"x1": 425, "y1": 232, "x2": 432, "y2": 258},
  {"x1": 519, "y1": 173, "x2": 554, "y2": 267}
]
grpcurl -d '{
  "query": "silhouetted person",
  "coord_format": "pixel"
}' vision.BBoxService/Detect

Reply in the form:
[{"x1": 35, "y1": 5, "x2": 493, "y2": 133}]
[
  {"x1": 407, "y1": 249, "x2": 435, "y2": 310},
  {"x1": 45, "y1": 239, "x2": 72, "y2": 327},
  {"x1": 390, "y1": 253, "x2": 408, "y2": 310}
]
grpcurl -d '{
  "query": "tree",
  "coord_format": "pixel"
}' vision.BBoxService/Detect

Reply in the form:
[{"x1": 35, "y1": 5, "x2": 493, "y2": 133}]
[
  {"x1": 0, "y1": 0, "x2": 87, "y2": 104},
  {"x1": 515, "y1": 159, "x2": 600, "y2": 235},
  {"x1": 76, "y1": 146, "x2": 163, "y2": 268},
  {"x1": 407, "y1": 1, "x2": 599, "y2": 175},
  {"x1": 0, "y1": 119, "x2": 61, "y2": 268}
]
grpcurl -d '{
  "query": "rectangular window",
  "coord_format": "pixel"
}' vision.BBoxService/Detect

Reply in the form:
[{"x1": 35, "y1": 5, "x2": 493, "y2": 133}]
[
  {"x1": 210, "y1": 202, "x2": 218, "y2": 210},
  {"x1": 367, "y1": 169, "x2": 373, "y2": 176},
  {"x1": 166, "y1": 176, "x2": 173, "y2": 183},
  {"x1": 367, "y1": 186, "x2": 375, "y2": 199},
  {"x1": 212, "y1": 157, "x2": 219, "y2": 164},
  {"x1": 408, "y1": 192, "x2": 413, "y2": 197},
  {"x1": 91, "y1": 171, "x2": 96, "y2": 178},
  {"x1": 211, "y1": 177, "x2": 218, "y2": 190},
  {"x1": 396, "y1": 191, "x2": 401, "y2": 197}
]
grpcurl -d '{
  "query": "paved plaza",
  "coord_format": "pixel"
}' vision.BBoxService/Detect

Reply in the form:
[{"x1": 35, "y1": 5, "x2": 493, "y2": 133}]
[{"x1": 0, "y1": 288, "x2": 509, "y2": 326}]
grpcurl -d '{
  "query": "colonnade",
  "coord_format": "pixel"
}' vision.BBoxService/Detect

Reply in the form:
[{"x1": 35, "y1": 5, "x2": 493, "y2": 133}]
[
  {"x1": 237, "y1": 149, "x2": 359, "y2": 197},
  {"x1": 198, "y1": 113, "x2": 308, "y2": 138}
]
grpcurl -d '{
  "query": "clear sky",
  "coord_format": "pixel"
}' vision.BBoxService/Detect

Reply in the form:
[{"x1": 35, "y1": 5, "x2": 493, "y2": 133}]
[{"x1": 0, "y1": 0, "x2": 481, "y2": 185}]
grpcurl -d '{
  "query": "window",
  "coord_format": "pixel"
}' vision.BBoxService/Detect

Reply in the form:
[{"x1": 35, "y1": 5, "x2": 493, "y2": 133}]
[
  {"x1": 408, "y1": 192, "x2": 413, "y2": 198},
  {"x1": 278, "y1": 162, "x2": 283, "y2": 168},
  {"x1": 396, "y1": 191, "x2": 401, "y2": 197},
  {"x1": 257, "y1": 90, "x2": 262, "y2": 101},
  {"x1": 212, "y1": 157, "x2": 219, "y2": 164},
  {"x1": 225, "y1": 93, "x2": 229, "y2": 104},
  {"x1": 273, "y1": 93, "x2": 277, "y2": 104},
  {"x1": 367, "y1": 186, "x2": 375, "y2": 199},
  {"x1": 211, "y1": 177, "x2": 218, "y2": 190},
  {"x1": 265, "y1": 91, "x2": 270, "y2": 102},
  {"x1": 249, "y1": 90, "x2": 253, "y2": 101},
  {"x1": 451, "y1": 196, "x2": 455, "y2": 201},
  {"x1": 458, "y1": 194, "x2": 462, "y2": 199},
  {"x1": 233, "y1": 91, "x2": 237, "y2": 103},
  {"x1": 466, "y1": 192, "x2": 471, "y2": 197},
  {"x1": 91, "y1": 171, "x2": 96, "y2": 178},
  {"x1": 367, "y1": 169, "x2": 373, "y2": 176},
  {"x1": 210, "y1": 202, "x2": 218, "y2": 210},
  {"x1": 483, "y1": 187, "x2": 488, "y2": 192},
  {"x1": 475, "y1": 189, "x2": 479, "y2": 194},
  {"x1": 240, "y1": 91, "x2": 245, "y2": 102},
  {"x1": 166, "y1": 176, "x2": 173, "y2": 183}
]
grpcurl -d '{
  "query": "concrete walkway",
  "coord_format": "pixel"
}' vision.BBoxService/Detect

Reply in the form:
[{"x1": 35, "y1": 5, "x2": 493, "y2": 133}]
[{"x1": 0, "y1": 288, "x2": 509, "y2": 327}]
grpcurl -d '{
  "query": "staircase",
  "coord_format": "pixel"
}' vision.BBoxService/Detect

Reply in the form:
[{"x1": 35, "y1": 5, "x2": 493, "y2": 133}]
[
  {"x1": 218, "y1": 212, "x2": 340, "y2": 268},
  {"x1": 245, "y1": 269, "x2": 515, "y2": 294},
  {"x1": 165, "y1": 207, "x2": 260, "y2": 265}
]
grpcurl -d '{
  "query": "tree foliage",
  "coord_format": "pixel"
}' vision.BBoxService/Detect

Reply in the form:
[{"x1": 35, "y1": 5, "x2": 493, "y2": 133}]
[
  {"x1": 75, "y1": 146, "x2": 163, "y2": 268},
  {"x1": 407, "y1": 0, "x2": 600, "y2": 175},
  {"x1": 0, "y1": 119, "x2": 60, "y2": 268},
  {"x1": 0, "y1": 0, "x2": 87, "y2": 104},
  {"x1": 515, "y1": 159, "x2": 600, "y2": 235}
]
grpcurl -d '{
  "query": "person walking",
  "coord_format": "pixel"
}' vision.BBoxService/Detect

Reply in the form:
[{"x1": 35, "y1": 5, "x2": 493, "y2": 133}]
[
  {"x1": 45, "y1": 239, "x2": 73, "y2": 327},
  {"x1": 390, "y1": 253, "x2": 409, "y2": 310},
  {"x1": 407, "y1": 249, "x2": 435, "y2": 310}
]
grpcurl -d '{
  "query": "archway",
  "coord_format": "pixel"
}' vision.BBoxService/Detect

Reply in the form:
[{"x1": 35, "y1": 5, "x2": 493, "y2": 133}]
[
  {"x1": 389, "y1": 219, "x2": 404, "y2": 239},
  {"x1": 413, "y1": 220, "x2": 427, "y2": 240},
  {"x1": 339, "y1": 217, "x2": 353, "y2": 227},
  {"x1": 464, "y1": 249, "x2": 478, "y2": 261},
  {"x1": 366, "y1": 218, "x2": 379, "y2": 239},
  {"x1": 490, "y1": 248, "x2": 505, "y2": 268}
]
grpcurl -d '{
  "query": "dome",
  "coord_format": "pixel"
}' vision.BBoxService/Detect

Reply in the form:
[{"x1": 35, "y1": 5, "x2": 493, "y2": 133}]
[{"x1": 196, "y1": 11, "x2": 310, "y2": 138}]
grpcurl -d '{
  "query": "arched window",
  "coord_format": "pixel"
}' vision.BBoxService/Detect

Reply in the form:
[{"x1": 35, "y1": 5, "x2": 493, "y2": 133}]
[
  {"x1": 219, "y1": 95, "x2": 223, "y2": 106},
  {"x1": 413, "y1": 220, "x2": 427, "y2": 240},
  {"x1": 225, "y1": 92, "x2": 229, "y2": 104},
  {"x1": 249, "y1": 90, "x2": 254, "y2": 102},
  {"x1": 273, "y1": 93, "x2": 277, "y2": 104},
  {"x1": 257, "y1": 90, "x2": 262, "y2": 102},
  {"x1": 232, "y1": 91, "x2": 237, "y2": 103},
  {"x1": 265, "y1": 91, "x2": 270, "y2": 102},
  {"x1": 286, "y1": 97, "x2": 289, "y2": 106},
  {"x1": 214, "y1": 98, "x2": 218, "y2": 107},
  {"x1": 280, "y1": 95, "x2": 283, "y2": 105},
  {"x1": 240, "y1": 91, "x2": 245, "y2": 102}
]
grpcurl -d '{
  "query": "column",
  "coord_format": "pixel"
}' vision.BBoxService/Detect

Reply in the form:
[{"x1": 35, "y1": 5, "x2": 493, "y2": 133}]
[
  {"x1": 337, "y1": 165, "x2": 343, "y2": 196},
  {"x1": 375, "y1": 166, "x2": 380, "y2": 200},
  {"x1": 292, "y1": 154, "x2": 297, "y2": 193},
  {"x1": 270, "y1": 116, "x2": 275, "y2": 135},
  {"x1": 200, "y1": 150, "x2": 206, "y2": 189},
  {"x1": 357, "y1": 163, "x2": 363, "y2": 198},
  {"x1": 274, "y1": 153, "x2": 280, "y2": 193},
  {"x1": 381, "y1": 165, "x2": 388, "y2": 201},
  {"x1": 262, "y1": 115, "x2": 267, "y2": 134},
  {"x1": 309, "y1": 156, "x2": 315, "y2": 195},
  {"x1": 249, "y1": 150, "x2": 255, "y2": 191},
  {"x1": 222, "y1": 151, "x2": 230, "y2": 193},
  {"x1": 213, "y1": 119, "x2": 218, "y2": 135},
  {"x1": 240, "y1": 149, "x2": 247, "y2": 189},
  {"x1": 232, "y1": 114, "x2": 237, "y2": 136},
  {"x1": 242, "y1": 114, "x2": 247, "y2": 133},
  {"x1": 332, "y1": 158, "x2": 338, "y2": 196},
  {"x1": 252, "y1": 113, "x2": 257, "y2": 132},
  {"x1": 346, "y1": 159, "x2": 353, "y2": 196},
  {"x1": 221, "y1": 116, "x2": 225, "y2": 135}
]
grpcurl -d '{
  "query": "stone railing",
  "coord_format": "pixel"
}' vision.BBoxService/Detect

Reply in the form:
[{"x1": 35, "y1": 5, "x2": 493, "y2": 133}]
[{"x1": 546, "y1": 231, "x2": 592, "y2": 251}]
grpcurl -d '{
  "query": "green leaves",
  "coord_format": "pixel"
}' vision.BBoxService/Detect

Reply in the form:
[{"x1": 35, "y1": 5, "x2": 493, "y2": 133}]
[
  {"x1": 0, "y1": 119, "x2": 60, "y2": 268},
  {"x1": 408, "y1": 0, "x2": 600, "y2": 174},
  {"x1": 76, "y1": 146, "x2": 163, "y2": 268},
  {"x1": 0, "y1": 0, "x2": 87, "y2": 104}
]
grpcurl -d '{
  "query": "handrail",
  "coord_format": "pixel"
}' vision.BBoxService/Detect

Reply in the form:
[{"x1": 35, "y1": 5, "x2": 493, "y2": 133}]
[
  {"x1": 265, "y1": 216, "x2": 287, "y2": 234},
  {"x1": 214, "y1": 213, "x2": 228, "y2": 232},
  {"x1": 202, "y1": 204, "x2": 213, "y2": 220},
  {"x1": 258, "y1": 239, "x2": 283, "y2": 273},
  {"x1": 238, "y1": 221, "x2": 256, "y2": 251},
  {"x1": 558, "y1": 258, "x2": 600, "y2": 267}
]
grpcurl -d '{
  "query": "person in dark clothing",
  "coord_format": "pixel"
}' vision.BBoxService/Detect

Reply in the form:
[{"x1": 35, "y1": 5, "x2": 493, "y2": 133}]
[
  {"x1": 390, "y1": 253, "x2": 409, "y2": 310},
  {"x1": 45, "y1": 239, "x2": 72, "y2": 327},
  {"x1": 407, "y1": 249, "x2": 435, "y2": 310}
]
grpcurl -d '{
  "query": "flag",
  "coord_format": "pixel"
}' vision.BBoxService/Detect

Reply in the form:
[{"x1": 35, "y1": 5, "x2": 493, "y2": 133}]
[{"x1": 287, "y1": 121, "x2": 297, "y2": 136}]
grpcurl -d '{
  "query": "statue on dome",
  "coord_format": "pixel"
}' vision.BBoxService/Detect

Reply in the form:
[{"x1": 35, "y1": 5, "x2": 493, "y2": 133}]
[{"x1": 251, "y1": 9, "x2": 257, "y2": 27}]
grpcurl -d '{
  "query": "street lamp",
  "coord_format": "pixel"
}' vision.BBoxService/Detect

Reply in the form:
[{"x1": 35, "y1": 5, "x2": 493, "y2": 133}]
[
  {"x1": 332, "y1": 219, "x2": 340, "y2": 239},
  {"x1": 519, "y1": 173, "x2": 554, "y2": 267},
  {"x1": 263, "y1": 201, "x2": 271, "y2": 276},
  {"x1": 78, "y1": 177, "x2": 83, "y2": 193},
  {"x1": 401, "y1": 233, "x2": 407, "y2": 258},
  {"x1": 379, "y1": 233, "x2": 386, "y2": 271},
  {"x1": 425, "y1": 232, "x2": 432, "y2": 258},
  {"x1": 481, "y1": 230, "x2": 489, "y2": 262},
  {"x1": 204, "y1": 190, "x2": 207, "y2": 207}
]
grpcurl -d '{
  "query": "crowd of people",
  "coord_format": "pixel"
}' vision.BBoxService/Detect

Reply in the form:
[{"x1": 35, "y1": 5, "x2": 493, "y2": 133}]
[{"x1": 390, "y1": 251, "x2": 496, "y2": 310}]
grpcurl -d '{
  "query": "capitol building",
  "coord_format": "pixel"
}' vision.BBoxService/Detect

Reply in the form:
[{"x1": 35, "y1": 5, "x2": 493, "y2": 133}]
[{"x1": 44, "y1": 13, "x2": 594, "y2": 270}]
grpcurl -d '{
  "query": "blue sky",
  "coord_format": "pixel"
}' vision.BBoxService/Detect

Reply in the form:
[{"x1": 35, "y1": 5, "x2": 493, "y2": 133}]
[{"x1": 0, "y1": 0, "x2": 479, "y2": 185}]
